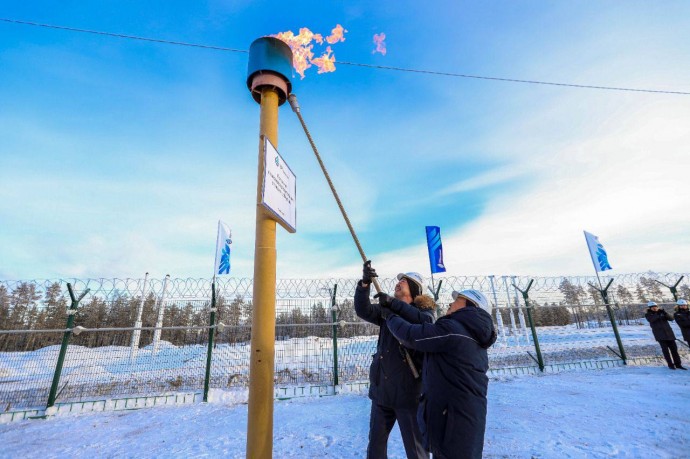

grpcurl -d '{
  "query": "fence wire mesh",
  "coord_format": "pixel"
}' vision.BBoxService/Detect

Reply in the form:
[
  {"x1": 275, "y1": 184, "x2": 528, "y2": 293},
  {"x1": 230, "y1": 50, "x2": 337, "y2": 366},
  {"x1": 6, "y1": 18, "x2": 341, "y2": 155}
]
[{"x1": 1, "y1": 274, "x2": 689, "y2": 414}]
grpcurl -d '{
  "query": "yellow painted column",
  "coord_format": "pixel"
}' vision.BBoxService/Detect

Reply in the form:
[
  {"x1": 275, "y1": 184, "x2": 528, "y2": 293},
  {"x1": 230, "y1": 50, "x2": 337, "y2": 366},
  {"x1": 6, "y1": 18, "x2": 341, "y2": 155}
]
[{"x1": 246, "y1": 86, "x2": 279, "y2": 459}]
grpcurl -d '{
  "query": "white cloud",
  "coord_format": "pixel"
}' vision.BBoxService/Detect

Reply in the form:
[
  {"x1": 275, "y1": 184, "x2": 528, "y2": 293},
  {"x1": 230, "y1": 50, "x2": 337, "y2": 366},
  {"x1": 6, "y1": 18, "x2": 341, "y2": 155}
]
[{"x1": 350, "y1": 94, "x2": 690, "y2": 279}]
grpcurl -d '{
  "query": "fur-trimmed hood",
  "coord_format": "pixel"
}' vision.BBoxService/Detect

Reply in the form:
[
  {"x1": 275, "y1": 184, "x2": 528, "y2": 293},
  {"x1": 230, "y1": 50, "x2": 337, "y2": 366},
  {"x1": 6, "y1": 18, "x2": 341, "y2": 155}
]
[{"x1": 412, "y1": 294, "x2": 436, "y2": 311}]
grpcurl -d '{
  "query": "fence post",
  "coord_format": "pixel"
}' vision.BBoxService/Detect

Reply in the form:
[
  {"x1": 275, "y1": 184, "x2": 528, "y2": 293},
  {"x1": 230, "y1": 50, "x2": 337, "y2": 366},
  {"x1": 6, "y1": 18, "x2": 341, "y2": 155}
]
[
  {"x1": 512, "y1": 280, "x2": 544, "y2": 372},
  {"x1": 653, "y1": 276, "x2": 684, "y2": 302},
  {"x1": 130, "y1": 272, "x2": 149, "y2": 362},
  {"x1": 47, "y1": 283, "x2": 90, "y2": 408},
  {"x1": 513, "y1": 276, "x2": 530, "y2": 343},
  {"x1": 502, "y1": 276, "x2": 518, "y2": 342},
  {"x1": 330, "y1": 284, "x2": 339, "y2": 388},
  {"x1": 203, "y1": 282, "x2": 217, "y2": 402},
  {"x1": 489, "y1": 275, "x2": 505, "y2": 343},
  {"x1": 590, "y1": 279, "x2": 627, "y2": 364},
  {"x1": 152, "y1": 274, "x2": 170, "y2": 355}
]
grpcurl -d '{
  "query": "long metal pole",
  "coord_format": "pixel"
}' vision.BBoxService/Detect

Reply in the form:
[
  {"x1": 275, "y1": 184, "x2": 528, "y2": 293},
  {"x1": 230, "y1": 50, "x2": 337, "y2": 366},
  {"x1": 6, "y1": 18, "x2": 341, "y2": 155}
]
[
  {"x1": 330, "y1": 284, "x2": 339, "y2": 388},
  {"x1": 593, "y1": 278, "x2": 627, "y2": 364},
  {"x1": 489, "y1": 275, "x2": 505, "y2": 343},
  {"x1": 152, "y1": 274, "x2": 170, "y2": 355},
  {"x1": 47, "y1": 283, "x2": 89, "y2": 408},
  {"x1": 130, "y1": 272, "x2": 149, "y2": 362},
  {"x1": 247, "y1": 86, "x2": 279, "y2": 459},
  {"x1": 203, "y1": 282, "x2": 217, "y2": 402}
]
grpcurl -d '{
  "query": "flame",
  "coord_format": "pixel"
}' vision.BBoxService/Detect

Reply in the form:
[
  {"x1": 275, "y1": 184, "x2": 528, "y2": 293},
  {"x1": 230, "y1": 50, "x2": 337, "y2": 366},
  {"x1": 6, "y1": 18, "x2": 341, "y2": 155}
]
[
  {"x1": 373, "y1": 33, "x2": 386, "y2": 55},
  {"x1": 311, "y1": 46, "x2": 336, "y2": 74},
  {"x1": 325, "y1": 24, "x2": 347, "y2": 44},
  {"x1": 273, "y1": 24, "x2": 348, "y2": 78}
]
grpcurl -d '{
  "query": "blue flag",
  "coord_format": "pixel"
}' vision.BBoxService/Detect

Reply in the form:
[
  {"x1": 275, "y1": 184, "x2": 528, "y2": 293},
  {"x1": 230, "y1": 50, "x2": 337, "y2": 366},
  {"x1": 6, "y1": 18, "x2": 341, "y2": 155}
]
[
  {"x1": 425, "y1": 226, "x2": 446, "y2": 274},
  {"x1": 583, "y1": 230, "x2": 612, "y2": 272},
  {"x1": 214, "y1": 221, "x2": 232, "y2": 275}
]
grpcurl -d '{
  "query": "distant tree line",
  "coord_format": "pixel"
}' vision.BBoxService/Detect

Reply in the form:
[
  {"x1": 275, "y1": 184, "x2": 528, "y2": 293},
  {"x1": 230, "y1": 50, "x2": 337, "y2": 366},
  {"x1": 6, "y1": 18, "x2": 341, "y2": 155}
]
[
  {"x1": 1, "y1": 277, "x2": 687, "y2": 351},
  {"x1": 0, "y1": 282, "x2": 376, "y2": 352}
]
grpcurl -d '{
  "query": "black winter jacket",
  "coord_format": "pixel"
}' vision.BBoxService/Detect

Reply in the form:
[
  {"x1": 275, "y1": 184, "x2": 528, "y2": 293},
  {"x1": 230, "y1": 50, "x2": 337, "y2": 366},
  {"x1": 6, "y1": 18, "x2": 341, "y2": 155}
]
[
  {"x1": 645, "y1": 308, "x2": 676, "y2": 341},
  {"x1": 673, "y1": 307, "x2": 690, "y2": 342},
  {"x1": 387, "y1": 306, "x2": 497, "y2": 459},
  {"x1": 354, "y1": 281, "x2": 435, "y2": 409}
]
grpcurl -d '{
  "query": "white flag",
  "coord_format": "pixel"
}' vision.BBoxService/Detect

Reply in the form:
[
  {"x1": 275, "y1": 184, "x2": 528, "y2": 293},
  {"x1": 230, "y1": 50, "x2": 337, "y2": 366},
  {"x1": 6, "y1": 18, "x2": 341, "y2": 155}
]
[
  {"x1": 583, "y1": 230, "x2": 612, "y2": 272},
  {"x1": 214, "y1": 221, "x2": 232, "y2": 276}
]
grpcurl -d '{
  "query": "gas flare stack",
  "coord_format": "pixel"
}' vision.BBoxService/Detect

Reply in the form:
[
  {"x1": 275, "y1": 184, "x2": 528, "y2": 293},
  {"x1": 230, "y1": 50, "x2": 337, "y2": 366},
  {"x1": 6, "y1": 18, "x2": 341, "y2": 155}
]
[{"x1": 245, "y1": 36, "x2": 293, "y2": 459}]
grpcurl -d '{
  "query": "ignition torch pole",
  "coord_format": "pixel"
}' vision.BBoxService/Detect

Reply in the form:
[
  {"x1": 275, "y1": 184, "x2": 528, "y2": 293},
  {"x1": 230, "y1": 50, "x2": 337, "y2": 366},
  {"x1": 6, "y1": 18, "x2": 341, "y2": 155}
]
[{"x1": 245, "y1": 37, "x2": 293, "y2": 459}]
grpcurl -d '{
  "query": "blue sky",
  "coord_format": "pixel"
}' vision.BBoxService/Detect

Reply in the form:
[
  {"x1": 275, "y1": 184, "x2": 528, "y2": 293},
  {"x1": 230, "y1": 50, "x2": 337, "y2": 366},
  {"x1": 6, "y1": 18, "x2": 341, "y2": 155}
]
[{"x1": 1, "y1": 1, "x2": 689, "y2": 280}]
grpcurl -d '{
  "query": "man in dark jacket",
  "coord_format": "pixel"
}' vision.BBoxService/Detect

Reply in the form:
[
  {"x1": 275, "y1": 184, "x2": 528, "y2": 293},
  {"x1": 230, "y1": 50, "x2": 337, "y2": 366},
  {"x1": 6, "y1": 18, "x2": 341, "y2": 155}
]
[
  {"x1": 385, "y1": 289, "x2": 497, "y2": 459},
  {"x1": 645, "y1": 301, "x2": 685, "y2": 370},
  {"x1": 354, "y1": 261, "x2": 435, "y2": 459},
  {"x1": 673, "y1": 299, "x2": 690, "y2": 346}
]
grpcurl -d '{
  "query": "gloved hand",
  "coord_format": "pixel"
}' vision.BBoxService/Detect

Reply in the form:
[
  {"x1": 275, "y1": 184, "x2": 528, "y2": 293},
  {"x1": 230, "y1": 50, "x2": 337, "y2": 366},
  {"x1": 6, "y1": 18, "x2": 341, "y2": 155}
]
[
  {"x1": 374, "y1": 292, "x2": 394, "y2": 308},
  {"x1": 362, "y1": 260, "x2": 378, "y2": 284}
]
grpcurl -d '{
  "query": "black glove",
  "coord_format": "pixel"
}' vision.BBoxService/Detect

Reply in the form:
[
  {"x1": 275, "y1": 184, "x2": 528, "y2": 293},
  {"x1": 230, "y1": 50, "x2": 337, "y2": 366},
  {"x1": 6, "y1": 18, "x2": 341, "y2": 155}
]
[
  {"x1": 362, "y1": 260, "x2": 378, "y2": 284},
  {"x1": 374, "y1": 292, "x2": 394, "y2": 308}
]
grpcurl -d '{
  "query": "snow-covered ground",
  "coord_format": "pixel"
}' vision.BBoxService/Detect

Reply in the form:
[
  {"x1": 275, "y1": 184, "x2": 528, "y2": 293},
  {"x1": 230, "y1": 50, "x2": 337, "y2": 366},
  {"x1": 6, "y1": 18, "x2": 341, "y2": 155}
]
[
  {"x1": 1, "y1": 366, "x2": 688, "y2": 458},
  {"x1": 2, "y1": 322, "x2": 689, "y2": 411}
]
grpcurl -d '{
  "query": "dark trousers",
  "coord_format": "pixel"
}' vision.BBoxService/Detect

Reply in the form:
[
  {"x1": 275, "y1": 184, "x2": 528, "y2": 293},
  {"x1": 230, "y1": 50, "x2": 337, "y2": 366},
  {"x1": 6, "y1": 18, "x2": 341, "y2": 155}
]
[
  {"x1": 367, "y1": 402, "x2": 429, "y2": 459},
  {"x1": 658, "y1": 340, "x2": 682, "y2": 367}
]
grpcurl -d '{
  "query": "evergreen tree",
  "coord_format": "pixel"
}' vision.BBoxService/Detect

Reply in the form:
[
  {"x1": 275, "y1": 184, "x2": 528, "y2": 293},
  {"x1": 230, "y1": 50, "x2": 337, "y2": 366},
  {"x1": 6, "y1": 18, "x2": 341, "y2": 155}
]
[
  {"x1": 587, "y1": 285, "x2": 603, "y2": 305},
  {"x1": 0, "y1": 285, "x2": 11, "y2": 350},
  {"x1": 635, "y1": 282, "x2": 648, "y2": 303},
  {"x1": 639, "y1": 277, "x2": 665, "y2": 302},
  {"x1": 9, "y1": 282, "x2": 41, "y2": 329},
  {"x1": 0, "y1": 285, "x2": 10, "y2": 331},
  {"x1": 559, "y1": 279, "x2": 585, "y2": 305},
  {"x1": 679, "y1": 284, "x2": 690, "y2": 301},
  {"x1": 614, "y1": 286, "x2": 634, "y2": 305}
]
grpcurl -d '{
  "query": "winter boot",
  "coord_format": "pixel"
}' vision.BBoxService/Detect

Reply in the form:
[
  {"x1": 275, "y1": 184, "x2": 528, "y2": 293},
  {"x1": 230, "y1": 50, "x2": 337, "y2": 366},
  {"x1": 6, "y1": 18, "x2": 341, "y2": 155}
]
[
  {"x1": 668, "y1": 365, "x2": 676, "y2": 370},
  {"x1": 676, "y1": 365, "x2": 687, "y2": 370}
]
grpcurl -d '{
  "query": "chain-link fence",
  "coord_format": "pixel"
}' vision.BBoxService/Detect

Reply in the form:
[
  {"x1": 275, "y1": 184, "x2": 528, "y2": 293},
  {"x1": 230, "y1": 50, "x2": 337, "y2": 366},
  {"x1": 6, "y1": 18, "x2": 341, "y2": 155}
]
[{"x1": 1, "y1": 274, "x2": 689, "y2": 417}]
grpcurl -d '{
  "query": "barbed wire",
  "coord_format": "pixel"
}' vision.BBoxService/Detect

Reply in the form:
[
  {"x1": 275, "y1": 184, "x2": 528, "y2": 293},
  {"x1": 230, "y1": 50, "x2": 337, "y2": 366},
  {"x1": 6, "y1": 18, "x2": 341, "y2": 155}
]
[{"x1": 1, "y1": 272, "x2": 687, "y2": 308}]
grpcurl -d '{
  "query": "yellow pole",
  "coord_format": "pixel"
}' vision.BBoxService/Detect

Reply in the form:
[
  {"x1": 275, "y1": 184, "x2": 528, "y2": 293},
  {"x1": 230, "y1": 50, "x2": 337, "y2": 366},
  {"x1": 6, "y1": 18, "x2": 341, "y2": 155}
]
[{"x1": 246, "y1": 86, "x2": 279, "y2": 459}]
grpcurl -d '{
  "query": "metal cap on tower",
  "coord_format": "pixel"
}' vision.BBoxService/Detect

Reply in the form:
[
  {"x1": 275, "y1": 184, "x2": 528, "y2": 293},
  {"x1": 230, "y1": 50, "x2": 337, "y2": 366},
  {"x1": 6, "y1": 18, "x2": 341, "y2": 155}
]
[{"x1": 246, "y1": 37, "x2": 293, "y2": 105}]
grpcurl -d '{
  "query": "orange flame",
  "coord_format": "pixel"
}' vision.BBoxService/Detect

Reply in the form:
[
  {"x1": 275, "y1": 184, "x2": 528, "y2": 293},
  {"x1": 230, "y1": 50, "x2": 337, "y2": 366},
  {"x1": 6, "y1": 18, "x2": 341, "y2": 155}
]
[
  {"x1": 373, "y1": 33, "x2": 386, "y2": 55},
  {"x1": 273, "y1": 24, "x2": 348, "y2": 78},
  {"x1": 325, "y1": 24, "x2": 347, "y2": 44},
  {"x1": 311, "y1": 46, "x2": 336, "y2": 74}
]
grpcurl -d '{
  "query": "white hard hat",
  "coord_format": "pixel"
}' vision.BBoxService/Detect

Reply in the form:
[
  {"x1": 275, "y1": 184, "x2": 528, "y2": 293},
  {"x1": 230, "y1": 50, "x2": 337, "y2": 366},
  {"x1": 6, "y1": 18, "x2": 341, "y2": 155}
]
[
  {"x1": 452, "y1": 289, "x2": 492, "y2": 315},
  {"x1": 647, "y1": 301, "x2": 658, "y2": 307},
  {"x1": 677, "y1": 299, "x2": 688, "y2": 306},
  {"x1": 396, "y1": 272, "x2": 424, "y2": 296}
]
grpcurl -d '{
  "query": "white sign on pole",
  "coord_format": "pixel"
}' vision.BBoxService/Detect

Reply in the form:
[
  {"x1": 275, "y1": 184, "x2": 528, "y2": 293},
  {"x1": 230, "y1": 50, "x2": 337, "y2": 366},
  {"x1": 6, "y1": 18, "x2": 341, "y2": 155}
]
[{"x1": 261, "y1": 136, "x2": 297, "y2": 233}]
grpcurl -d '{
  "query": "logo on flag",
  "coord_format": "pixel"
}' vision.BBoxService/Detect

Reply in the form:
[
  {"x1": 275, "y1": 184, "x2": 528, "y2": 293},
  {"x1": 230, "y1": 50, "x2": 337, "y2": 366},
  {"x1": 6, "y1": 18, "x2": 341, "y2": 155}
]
[
  {"x1": 425, "y1": 226, "x2": 446, "y2": 274},
  {"x1": 214, "y1": 221, "x2": 232, "y2": 275},
  {"x1": 583, "y1": 230, "x2": 612, "y2": 272}
]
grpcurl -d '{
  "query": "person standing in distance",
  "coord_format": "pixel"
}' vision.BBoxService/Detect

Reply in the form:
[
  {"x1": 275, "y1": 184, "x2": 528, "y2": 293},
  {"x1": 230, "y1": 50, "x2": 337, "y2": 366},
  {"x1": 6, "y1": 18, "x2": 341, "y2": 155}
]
[
  {"x1": 354, "y1": 261, "x2": 435, "y2": 459},
  {"x1": 645, "y1": 301, "x2": 685, "y2": 370},
  {"x1": 384, "y1": 289, "x2": 497, "y2": 459},
  {"x1": 673, "y1": 299, "x2": 690, "y2": 347}
]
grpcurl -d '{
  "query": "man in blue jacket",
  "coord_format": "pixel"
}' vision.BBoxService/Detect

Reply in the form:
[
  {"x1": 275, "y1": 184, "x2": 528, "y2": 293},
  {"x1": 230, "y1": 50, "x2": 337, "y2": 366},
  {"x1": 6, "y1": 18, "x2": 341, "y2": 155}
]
[
  {"x1": 384, "y1": 289, "x2": 497, "y2": 459},
  {"x1": 354, "y1": 261, "x2": 435, "y2": 459}
]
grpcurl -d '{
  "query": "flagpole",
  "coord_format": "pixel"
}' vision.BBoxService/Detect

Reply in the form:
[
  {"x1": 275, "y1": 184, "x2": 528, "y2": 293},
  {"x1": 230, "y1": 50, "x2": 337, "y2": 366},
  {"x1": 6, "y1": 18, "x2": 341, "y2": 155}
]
[
  {"x1": 583, "y1": 231, "x2": 626, "y2": 363},
  {"x1": 213, "y1": 220, "x2": 221, "y2": 282}
]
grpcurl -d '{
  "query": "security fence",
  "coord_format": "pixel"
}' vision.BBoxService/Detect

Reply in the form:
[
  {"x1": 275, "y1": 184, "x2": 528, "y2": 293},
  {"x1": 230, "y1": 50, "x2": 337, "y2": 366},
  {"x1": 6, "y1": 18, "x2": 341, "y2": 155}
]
[{"x1": 1, "y1": 273, "x2": 689, "y2": 419}]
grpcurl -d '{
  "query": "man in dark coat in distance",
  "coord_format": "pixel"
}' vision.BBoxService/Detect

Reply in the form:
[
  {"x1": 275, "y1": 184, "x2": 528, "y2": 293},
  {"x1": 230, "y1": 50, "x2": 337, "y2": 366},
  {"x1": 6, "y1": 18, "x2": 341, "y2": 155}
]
[
  {"x1": 673, "y1": 299, "x2": 690, "y2": 347},
  {"x1": 645, "y1": 301, "x2": 685, "y2": 370},
  {"x1": 385, "y1": 288, "x2": 497, "y2": 459},
  {"x1": 354, "y1": 261, "x2": 436, "y2": 459}
]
